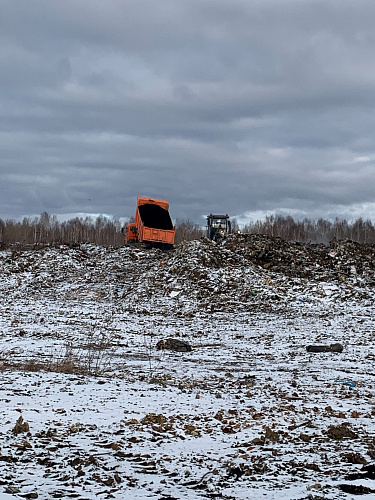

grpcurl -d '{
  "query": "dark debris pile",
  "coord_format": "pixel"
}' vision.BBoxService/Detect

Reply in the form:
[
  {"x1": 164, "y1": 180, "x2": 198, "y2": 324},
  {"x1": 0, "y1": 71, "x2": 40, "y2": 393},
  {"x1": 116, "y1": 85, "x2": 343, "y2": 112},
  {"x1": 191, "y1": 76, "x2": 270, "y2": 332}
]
[
  {"x1": 1, "y1": 235, "x2": 374, "y2": 319},
  {"x1": 223, "y1": 234, "x2": 375, "y2": 283}
]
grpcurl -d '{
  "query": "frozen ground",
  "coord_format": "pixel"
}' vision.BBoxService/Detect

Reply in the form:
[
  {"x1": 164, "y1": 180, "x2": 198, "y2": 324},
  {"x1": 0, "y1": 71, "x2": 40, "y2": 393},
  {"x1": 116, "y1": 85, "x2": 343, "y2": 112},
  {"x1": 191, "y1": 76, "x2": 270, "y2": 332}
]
[{"x1": 0, "y1": 237, "x2": 374, "y2": 499}]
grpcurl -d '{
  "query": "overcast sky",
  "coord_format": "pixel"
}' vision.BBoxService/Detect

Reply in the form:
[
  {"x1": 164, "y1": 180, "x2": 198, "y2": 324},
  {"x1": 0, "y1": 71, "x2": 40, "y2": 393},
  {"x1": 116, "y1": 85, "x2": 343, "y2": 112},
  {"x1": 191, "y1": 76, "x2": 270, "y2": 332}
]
[{"x1": 1, "y1": 0, "x2": 375, "y2": 227}]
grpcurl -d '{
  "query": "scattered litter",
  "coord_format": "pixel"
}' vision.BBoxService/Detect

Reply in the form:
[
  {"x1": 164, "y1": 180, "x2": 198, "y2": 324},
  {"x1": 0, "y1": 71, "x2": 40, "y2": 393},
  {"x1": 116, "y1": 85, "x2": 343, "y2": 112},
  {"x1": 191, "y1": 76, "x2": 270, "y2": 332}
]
[{"x1": 334, "y1": 380, "x2": 357, "y2": 388}]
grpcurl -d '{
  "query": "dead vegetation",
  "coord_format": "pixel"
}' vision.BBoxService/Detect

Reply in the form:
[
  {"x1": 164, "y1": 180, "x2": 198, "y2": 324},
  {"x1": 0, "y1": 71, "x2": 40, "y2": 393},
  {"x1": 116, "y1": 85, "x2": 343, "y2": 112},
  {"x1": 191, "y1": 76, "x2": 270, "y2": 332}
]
[{"x1": 1, "y1": 330, "x2": 117, "y2": 376}]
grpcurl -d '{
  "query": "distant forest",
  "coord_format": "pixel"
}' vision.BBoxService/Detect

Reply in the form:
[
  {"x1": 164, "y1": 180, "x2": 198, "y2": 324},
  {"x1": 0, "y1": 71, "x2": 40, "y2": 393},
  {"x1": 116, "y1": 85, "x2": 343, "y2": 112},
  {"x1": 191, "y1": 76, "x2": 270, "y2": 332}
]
[
  {"x1": 1, "y1": 212, "x2": 375, "y2": 248},
  {"x1": 0, "y1": 212, "x2": 203, "y2": 248},
  {"x1": 239, "y1": 214, "x2": 375, "y2": 244}
]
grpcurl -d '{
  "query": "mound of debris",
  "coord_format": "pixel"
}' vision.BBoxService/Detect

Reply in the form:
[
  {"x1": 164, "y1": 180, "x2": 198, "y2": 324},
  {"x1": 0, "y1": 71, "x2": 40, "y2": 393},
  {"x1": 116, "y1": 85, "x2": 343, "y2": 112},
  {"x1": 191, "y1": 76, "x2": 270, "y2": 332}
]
[
  {"x1": 1, "y1": 234, "x2": 374, "y2": 319},
  {"x1": 223, "y1": 233, "x2": 375, "y2": 282}
]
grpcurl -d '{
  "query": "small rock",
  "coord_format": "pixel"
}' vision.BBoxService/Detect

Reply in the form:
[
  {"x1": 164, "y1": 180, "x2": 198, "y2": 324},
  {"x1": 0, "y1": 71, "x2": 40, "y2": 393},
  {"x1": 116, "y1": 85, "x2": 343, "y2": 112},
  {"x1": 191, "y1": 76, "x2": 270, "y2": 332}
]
[
  {"x1": 330, "y1": 343, "x2": 344, "y2": 353},
  {"x1": 156, "y1": 338, "x2": 192, "y2": 352},
  {"x1": 306, "y1": 343, "x2": 343, "y2": 353}
]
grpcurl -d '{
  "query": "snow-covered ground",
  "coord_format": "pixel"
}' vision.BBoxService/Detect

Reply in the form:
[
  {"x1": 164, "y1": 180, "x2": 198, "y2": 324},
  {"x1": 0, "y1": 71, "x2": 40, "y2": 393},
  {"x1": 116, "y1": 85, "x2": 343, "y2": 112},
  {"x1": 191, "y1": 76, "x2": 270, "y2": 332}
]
[{"x1": 0, "y1": 238, "x2": 374, "y2": 499}]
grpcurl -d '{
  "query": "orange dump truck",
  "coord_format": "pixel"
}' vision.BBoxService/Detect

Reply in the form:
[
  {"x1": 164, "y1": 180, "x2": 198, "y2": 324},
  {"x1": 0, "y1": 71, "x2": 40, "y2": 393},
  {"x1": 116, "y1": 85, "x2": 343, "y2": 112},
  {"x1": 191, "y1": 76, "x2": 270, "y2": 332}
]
[{"x1": 125, "y1": 197, "x2": 175, "y2": 248}]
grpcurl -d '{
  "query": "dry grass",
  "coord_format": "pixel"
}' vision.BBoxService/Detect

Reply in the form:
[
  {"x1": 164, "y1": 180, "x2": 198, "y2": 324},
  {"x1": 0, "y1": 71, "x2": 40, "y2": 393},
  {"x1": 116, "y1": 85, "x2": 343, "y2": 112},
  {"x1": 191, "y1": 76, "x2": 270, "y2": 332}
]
[{"x1": 0, "y1": 331, "x2": 117, "y2": 376}]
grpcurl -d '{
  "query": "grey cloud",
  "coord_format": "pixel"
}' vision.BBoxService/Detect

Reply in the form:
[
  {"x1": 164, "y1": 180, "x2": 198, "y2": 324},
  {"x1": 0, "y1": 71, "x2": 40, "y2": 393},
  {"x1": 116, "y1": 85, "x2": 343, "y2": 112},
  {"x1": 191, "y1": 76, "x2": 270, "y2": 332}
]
[{"x1": 1, "y1": 0, "x2": 375, "y2": 224}]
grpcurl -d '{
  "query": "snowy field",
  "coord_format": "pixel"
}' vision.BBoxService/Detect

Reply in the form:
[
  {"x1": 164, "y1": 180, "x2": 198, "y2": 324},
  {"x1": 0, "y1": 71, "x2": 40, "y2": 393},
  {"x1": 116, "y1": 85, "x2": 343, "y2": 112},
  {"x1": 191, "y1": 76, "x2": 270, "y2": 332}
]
[{"x1": 0, "y1": 238, "x2": 374, "y2": 499}]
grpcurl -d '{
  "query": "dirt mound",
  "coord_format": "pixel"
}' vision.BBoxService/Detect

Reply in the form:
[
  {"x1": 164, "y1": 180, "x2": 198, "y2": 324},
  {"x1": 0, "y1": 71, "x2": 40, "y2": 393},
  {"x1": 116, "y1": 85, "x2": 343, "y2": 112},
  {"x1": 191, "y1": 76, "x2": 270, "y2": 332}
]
[{"x1": 223, "y1": 233, "x2": 375, "y2": 282}]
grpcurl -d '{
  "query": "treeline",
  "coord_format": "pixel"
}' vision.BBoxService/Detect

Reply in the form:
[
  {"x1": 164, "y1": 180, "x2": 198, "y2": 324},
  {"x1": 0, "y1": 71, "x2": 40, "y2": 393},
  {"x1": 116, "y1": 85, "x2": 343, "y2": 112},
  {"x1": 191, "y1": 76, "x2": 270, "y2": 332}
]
[
  {"x1": 1, "y1": 212, "x2": 375, "y2": 249},
  {"x1": 0, "y1": 212, "x2": 124, "y2": 248},
  {"x1": 0, "y1": 212, "x2": 204, "y2": 248},
  {"x1": 241, "y1": 215, "x2": 375, "y2": 244}
]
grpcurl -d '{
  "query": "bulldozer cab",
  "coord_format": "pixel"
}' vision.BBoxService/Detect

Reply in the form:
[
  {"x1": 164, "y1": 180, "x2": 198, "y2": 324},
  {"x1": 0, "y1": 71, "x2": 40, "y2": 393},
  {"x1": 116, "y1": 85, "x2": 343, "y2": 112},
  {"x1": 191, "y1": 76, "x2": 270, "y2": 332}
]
[{"x1": 206, "y1": 214, "x2": 231, "y2": 242}]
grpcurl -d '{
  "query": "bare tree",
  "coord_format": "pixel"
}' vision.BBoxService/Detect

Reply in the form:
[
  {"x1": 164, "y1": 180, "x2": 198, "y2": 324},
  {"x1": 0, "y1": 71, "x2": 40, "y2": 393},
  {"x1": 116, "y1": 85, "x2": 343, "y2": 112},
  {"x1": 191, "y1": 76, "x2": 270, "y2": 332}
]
[{"x1": 174, "y1": 219, "x2": 204, "y2": 244}]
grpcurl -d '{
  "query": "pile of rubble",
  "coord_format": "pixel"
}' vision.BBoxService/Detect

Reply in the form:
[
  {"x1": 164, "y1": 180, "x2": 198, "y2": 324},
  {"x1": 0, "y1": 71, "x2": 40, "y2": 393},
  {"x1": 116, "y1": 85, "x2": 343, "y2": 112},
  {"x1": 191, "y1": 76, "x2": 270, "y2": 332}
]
[
  {"x1": 223, "y1": 234, "x2": 375, "y2": 282},
  {"x1": 157, "y1": 235, "x2": 374, "y2": 314},
  {"x1": 1, "y1": 234, "x2": 374, "y2": 319}
]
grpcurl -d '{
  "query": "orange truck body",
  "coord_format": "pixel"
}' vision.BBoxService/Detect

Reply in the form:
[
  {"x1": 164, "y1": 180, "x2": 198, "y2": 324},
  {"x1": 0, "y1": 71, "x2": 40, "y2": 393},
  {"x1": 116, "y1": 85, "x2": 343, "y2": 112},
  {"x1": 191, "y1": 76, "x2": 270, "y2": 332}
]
[{"x1": 126, "y1": 196, "x2": 175, "y2": 247}]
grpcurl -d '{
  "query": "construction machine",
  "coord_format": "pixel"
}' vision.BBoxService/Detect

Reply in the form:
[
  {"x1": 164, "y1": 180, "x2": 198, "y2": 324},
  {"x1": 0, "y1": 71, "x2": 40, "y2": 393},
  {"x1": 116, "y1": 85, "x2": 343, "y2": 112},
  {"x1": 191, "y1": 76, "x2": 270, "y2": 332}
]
[
  {"x1": 206, "y1": 214, "x2": 231, "y2": 242},
  {"x1": 124, "y1": 196, "x2": 175, "y2": 249}
]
